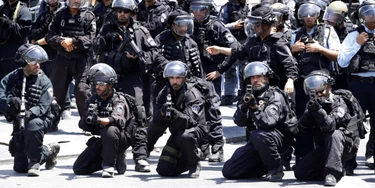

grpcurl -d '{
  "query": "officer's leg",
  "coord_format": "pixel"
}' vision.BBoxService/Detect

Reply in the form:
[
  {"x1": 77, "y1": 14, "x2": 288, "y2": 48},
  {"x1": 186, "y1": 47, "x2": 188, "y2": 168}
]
[
  {"x1": 23, "y1": 118, "x2": 45, "y2": 175},
  {"x1": 325, "y1": 130, "x2": 348, "y2": 180},
  {"x1": 10, "y1": 122, "x2": 28, "y2": 173},
  {"x1": 49, "y1": 55, "x2": 70, "y2": 113},
  {"x1": 147, "y1": 121, "x2": 167, "y2": 155},
  {"x1": 142, "y1": 73, "x2": 153, "y2": 124},
  {"x1": 100, "y1": 126, "x2": 122, "y2": 177},
  {"x1": 73, "y1": 137, "x2": 102, "y2": 175},
  {"x1": 294, "y1": 147, "x2": 325, "y2": 181},
  {"x1": 73, "y1": 57, "x2": 91, "y2": 118},
  {"x1": 118, "y1": 74, "x2": 144, "y2": 106},
  {"x1": 156, "y1": 135, "x2": 189, "y2": 176},
  {"x1": 207, "y1": 109, "x2": 224, "y2": 162},
  {"x1": 222, "y1": 140, "x2": 267, "y2": 179},
  {"x1": 366, "y1": 110, "x2": 375, "y2": 168},
  {"x1": 221, "y1": 63, "x2": 238, "y2": 106}
]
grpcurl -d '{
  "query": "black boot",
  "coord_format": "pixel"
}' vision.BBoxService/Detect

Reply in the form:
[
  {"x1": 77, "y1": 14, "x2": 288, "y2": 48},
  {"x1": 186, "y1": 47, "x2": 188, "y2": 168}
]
[
  {"x1": 45, "y1": 143, "x2": 60, "y2": 170},
  {"x1": 220, "y1": 95, "x2": 235, "y2": 106}
]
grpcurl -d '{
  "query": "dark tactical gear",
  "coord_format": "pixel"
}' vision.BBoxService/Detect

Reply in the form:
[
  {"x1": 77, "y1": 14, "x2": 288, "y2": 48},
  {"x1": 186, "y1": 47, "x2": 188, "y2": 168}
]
[
  {"x1": 0, "y1": 0, "x2": 31, "y2": 79},
  {"x1": 222, "y1": 85, "x2": 293, "y2": 179},
  {"x1": 294, "y1": 93, "x2": 359, "y2": 182},
  {"x1": 92, "y1": 1, "x2": 112, "y2": 34},
  {"x1": 218, "y1": 1, "x2": 247, "y2": 41},
  {"x1": 45, "y1": 7, "x2": 96, "y2": 118},
  {"x1": 0, "y1": 68, "x2": 58, "y2": 173},
  {"x1": 137, "y1": 0, "x2": 171, "y2": 38},
  {"x1": 154, "y1": 83, "x2": 207, "y2": 177}
]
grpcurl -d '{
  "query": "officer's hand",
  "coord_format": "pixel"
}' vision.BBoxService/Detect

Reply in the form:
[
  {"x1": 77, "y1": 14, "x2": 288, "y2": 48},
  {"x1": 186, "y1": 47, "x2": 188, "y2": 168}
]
[
  {"x1": 206, "y1": 70, "x2": 221, "y2": 81},
  {"x1": 206, "y1": 46, "x2": 221, "y2": 55},
  {"x1": 234, "y1": 20, "x2": 244, "y2": 30},
  {"x1": 357, "y1": 32, "x2": 369, "y2": 46},
  {"x1": 8, "y1": 97, "x2": 21, "y2": 115},
  {"x1": 305, "y1": 40, "x2": 322, "y2": 53},
  {"x1": 0, "y1": 16, "x2": 13, "y2": 26},
  {"x1": 126, "y1": 52, "x2": 136, "y2": 59},
  {"x1": 60, "y1": 37, "x2": 74, "y2": 49},
  {"x1": 161, "y1": 103, "x2": 169, "y2": 117},
  {"x1": 284, "y1": 78, "x2": 294, "y2": 94},
  {"x1": 291, "y1": 39, "x2": 305, "y2": 53},
  {"x1": 27, "y1": 84, "x2": 42, "y2": 107}
]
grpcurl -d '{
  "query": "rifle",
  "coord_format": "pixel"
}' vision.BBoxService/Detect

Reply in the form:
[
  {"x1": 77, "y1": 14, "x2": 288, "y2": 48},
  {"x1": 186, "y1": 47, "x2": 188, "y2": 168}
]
[
  {"x1": 308, "y1": 90, "x2": 316, "y2": 107},
  {"x1": 165, "y1": 91, "x2": 172, "y2": 120},
  {"x1": 18, "y1": 76, "x2": 26, "y2": 130},
  {"x1": 243, "y1": 84, "x2": 253, "y2": 103},
  {"x1": 86, "y1": 103, "x2": 98, "y2": 124}
]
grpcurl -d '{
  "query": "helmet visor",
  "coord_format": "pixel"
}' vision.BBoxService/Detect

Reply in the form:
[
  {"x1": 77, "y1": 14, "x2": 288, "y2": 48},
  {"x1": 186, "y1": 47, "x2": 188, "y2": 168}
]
[
  {"x1": 298, "y1": 4, "x2": 321, "y2": 19},
  {"x1": 190, "y1": 4, "x2": 210, "y2": 21},
  {"x1": 323, "y1": 8, "x2": 345, "y2": 24},
  {"x1": 303, "y1": 75, "x2": 328, "y2": 95},
  {"x1": 359, "y1": 5, "x2": 375, "y2": 24},
  {"x1": 172, "y1": 15, "x2": 194, "y2": 36},
  {"x1": 23, "y1": 46, "x2": 48, "y2": 65}
]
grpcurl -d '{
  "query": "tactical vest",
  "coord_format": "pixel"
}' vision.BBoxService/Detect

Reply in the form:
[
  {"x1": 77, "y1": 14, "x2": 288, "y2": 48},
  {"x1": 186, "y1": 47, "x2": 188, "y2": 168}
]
[
  {"x1": 353, "y1": 26, "x2": 375, "y2": 73},
  {"x1": 0, "y1": 1, "x2": 26, "y2": 44},
  {"x1": 38, "y1": 4, "x2": 64, "y2": 38},
  {"x1": 226, "y1": 2, "x2": 247, "y2": 41},
  {"x1": 294, "y1": 24, "x2": 331, "y2": 76},
  {"x1": 336, "y1": 22, "x2": 355, "y2": 43},
  {"x1": 119, "y1": 22, "x2": 143, "y2": 74},
  {"x1": 59, "y1": 7, "x2": 89, "y2": 37}
]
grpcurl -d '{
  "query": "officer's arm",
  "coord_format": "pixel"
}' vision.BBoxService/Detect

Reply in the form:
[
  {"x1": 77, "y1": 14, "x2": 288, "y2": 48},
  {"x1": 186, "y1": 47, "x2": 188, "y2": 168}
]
[
  {"x1": 170, "y1": 91, "x2": 205, "y2": 129},
  {"x1": 92, "y1": 24, "x2": 112, "y2": 54},
  {"x1": 0, "y1": 72, "x2": 14, "y2": 113},
  {"x1": 150, "y1": 33, "x2": 169, "y2": 75},
  {"x1": 338, "y1": 31, "x2": 362, "y2": 68},
  {"x1": 215, "y1": 24, "x2": 240, "y2": 73},
  {"x1": 311, "y1": 98, "x2": 348, "y2": 133},
  {"x1": 319, "y1": 27, "x2": 339, "y2": 61},
  {"x1": 28, "y1": 77, "x2": 53, "y2": 118},
  {"x1": 230, "y1": 38, "x2": 251, "y2": 60},
  {"x1": 233, "y1": 98, "x2": 252, "y2": 127},
  {"x1": 298, "y1": 108, "x2": 315, "y2": 132},
  {"x1": 45, "y1": 12, "x2": 66, "y2": 51},
  {"x1": 101, "y1": 95, "x2": 129, "y2": 129},
  {"x1": 250, "y1": 93, "x2": 284, "y2": 129},
  {"x1": 72, "y1": 12, "x2": 96, "y2": 51},
  {"x1": 140, "y1": 27, "x2": 158, "y2": 66},
  {"x1": 276, "y1": 40, "x2": 299, "y2": 82},
  {"x1": 153, "y1": 87, "x2": 168, "y2": 125},
  {"x1": 29, "y1": 14, "x2": 43, "y2": 42},
  {"x1": 7, "y1": 7, "x2": 31, "y2": 41}
]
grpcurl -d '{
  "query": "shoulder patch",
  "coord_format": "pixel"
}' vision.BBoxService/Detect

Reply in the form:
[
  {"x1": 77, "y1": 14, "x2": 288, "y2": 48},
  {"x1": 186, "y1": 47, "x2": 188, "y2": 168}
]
[
  {"x1": 161, "y1": 13, "x2": 167, "y2": 23},
  {"x1": 47, "y1": 87, "x2": 53, "y2": 98},
  {"x1": 147, "y1": 37, "x2": 157, "y2": 46},
  {"x1": 116, "y1": 105, "x2": 124, "y2": 113},
  {"x1": 191, "y1": 104, "x2": 200, "y2": 115},
  {"x1": 336, "y1": 106, "x2": 346, "y2": 118},
  {"x1": 224, "y1": 32, "x2": 235, "y2": 43}
]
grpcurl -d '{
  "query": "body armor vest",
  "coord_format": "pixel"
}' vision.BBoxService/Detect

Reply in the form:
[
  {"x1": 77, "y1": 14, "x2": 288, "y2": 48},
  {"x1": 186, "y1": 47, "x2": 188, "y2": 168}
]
[
  {"x1": 226, "y1": 2, "x2": 247, "y2": 41},
  {"x1": 294, "y1": 24, "x2": 331, "y2": 76},
  {"x1": 60, "y1": 7, "x2": 87, "y2": 37},
  {"x1": 354, "y1": 26, "x2": 375, "y2": 73}
]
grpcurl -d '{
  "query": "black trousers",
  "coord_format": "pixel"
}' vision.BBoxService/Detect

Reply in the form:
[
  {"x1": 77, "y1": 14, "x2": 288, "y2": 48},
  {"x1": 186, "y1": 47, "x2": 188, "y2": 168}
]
[{"x1": 222, "y1": 129, "x2": 291, "y2": 179}]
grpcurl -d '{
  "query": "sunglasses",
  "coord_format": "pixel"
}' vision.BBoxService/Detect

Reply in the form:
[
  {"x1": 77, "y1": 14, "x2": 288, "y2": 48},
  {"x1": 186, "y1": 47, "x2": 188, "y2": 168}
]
[
  {"x1": 115, "y1": 9, "x2": 131, "y2": 14},
  {"x1": 95, "y1": 81, "x2": 108, "y2": 86}
]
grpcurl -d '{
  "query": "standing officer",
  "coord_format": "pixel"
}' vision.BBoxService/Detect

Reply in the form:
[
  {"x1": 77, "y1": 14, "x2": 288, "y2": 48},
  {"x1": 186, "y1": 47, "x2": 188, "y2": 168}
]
[
  {"x1": 0, "y1": 44, "x2": 60, "y2": 176},
  {"x1": 218, "y1": 0, "x2": 248, "y2": 106},
  {"x1": 73, "y1": 63, "x2": 150, "y2": 178},
  {"x1": 294, "y1": 70, "x2": 360, "y2": 186},
  {"x1": 222, "y1": 61, "x2": 294, "y2": 181},
  {"x1": 338, "y1": 0, "x2": 375, "y2": 172},
  {"x1": 136, "y1": 0, "x2": 171, "y2": 38},
  {"x1": 93, "y1": 0, "x2": 157, "y2": 107},
  {"x1": 0, "y1": 0, "x2": 31, "y2": 80},
  {"x1": 154, "y1": 61, "x2": 207, "y2": 178},
  {"x1": 45, "y1": 0, "x2": 96, "y2": 119},
  {"x1": 92, "y1": 0, "x2": 112, "y2": 33},
  {"x1": 290, "y1": 0, "x2": 340, "y2": 162},
  {"x1": 190, "y1": 0, "x2": 240, "y2": 97}
]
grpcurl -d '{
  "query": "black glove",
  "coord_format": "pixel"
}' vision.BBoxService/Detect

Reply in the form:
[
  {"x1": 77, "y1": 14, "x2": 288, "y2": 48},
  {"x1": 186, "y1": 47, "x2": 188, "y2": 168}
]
[
  {"x1": 105, "y1": 32, "x2": 121, "y2": 42},
  {"x1": 308, "y1": 98, "x2": 322, "y2": 112},
  {"x1": 27, "y1": 85, "x2": 42, "y2": 107},
  {"x1": 8, "y1": 97, "x2": 21, "y2": 116},
  {"x1": 0, "y1": 16, "x2": 13, "y2": 27}
]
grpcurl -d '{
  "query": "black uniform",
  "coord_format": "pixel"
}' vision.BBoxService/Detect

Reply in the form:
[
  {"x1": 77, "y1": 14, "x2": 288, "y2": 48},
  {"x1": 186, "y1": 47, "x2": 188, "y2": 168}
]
[
  {"x1": 137, "y1": 0, "x2": 171, "y2": 38},
  {"x1": 222, "y1": 86, "x2": 292, "y2": 179},
  {"x1": 0, "y1": 1, "x2": 31, "y2": 79},
  {"x1": 154, "y1": 83, "x2": 207, "y2": 176},
  {"x1": 232, "y1": 32, "x2": 299, "y2": 89},
  {"x1": 92, "y1": 1, "x2": 112, "y2": 33},
  {"x1": 192, "y1": 15, "x2": 240, "y2": 96},
  {"x1": 93, "y1": 16, "x2": 157, "y2": 107},
  {"x1": 294, "y1": 93, "x2": 359, "y2": 181},
  {"x1": 218, "y1": 1, "x2": 247, "y2": 42},
  {"x1": 45, "y1": 7, "x2": 96, "y2": 118},
  {"x1": 0, "y1": 69, "x2": 55, "y2": 173},
  {"x1": 73, "y1": 91, "x2": 148, "y2": 174}
]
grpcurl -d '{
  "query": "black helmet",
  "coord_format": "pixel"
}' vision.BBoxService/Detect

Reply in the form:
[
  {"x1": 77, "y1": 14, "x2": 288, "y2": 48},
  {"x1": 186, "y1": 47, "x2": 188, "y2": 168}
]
[
  {"x1": 163, "y1": 61, "x2": 187, "y2": 78},
  {"x1": 244, "y1": 3, "x2": 276, "y2": 36},
  {"x1": 303, "y1": 69, "x2": 335, "y2": 95},
  {"x1": 88, "y1": 63, "x2": 118, "y2": 86},
  {"x1": 112, "y1": 0, "x2": 137, "y2": 11},
  {"x1": 167, "y1": 9, "x2": 194, "y2": 36},
  {"x1": 15, "y1": 44, "x2": 48, "y2": 67},
  {"x1": 242, "y1": 61, "x2": 273, "y2": 80},
  {"x1": 190, "y1": 0, "x2": 212, "y2": 22}
]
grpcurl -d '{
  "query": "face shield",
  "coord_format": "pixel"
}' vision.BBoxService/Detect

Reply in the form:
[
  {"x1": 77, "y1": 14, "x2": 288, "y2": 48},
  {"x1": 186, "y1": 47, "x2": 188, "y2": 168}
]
[
  {"x1": 22, "y1": 45, "x2": 48, "y2": 65},
  {"x1": 67, "y1": 0, "x2": 86, "y2": 8},
  {"x1": 88, "y1": 63, "x2": 117, "y2": 84},
  {"x1": 323, "y1": 8, "x2": 345, "y2": 25},
  {"x1": 190, "y1": 4, "x2": 210, "y2": 22},
  {"x1": 359, "y1": 5, "x2": 375, "y2": 25},
  {"x1": 297, "y1": 3, "x2": 321, "y2": 20},
  {"x1": 244, "y1": 16, "x2": 263, "y2": 37},
  {"x1": 172, "y1": 15, "x2": 194, "y2": 37},
  {"x1": 303, "y1": 75, "x2": 328, "y2": 95}
]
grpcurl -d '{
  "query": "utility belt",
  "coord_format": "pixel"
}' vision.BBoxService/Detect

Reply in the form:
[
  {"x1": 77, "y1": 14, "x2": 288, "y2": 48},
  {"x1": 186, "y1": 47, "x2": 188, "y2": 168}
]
[
  {"x1": 351, "y1": 75, "x2": 375, "y2": 83},
  {"x1": 57, "y1": 50, "x2": 87, "y2": 59}
]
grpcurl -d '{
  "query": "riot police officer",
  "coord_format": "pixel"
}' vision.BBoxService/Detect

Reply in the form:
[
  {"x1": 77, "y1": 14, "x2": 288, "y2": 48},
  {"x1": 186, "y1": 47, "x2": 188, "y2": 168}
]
[
  {"x1": 45, "y1": 0, "x2": 96, "y2": 119},
  {"x1": 190, "y1": 0, "x2": 240, "y2": 97},
  {"x1": 137, "y1": 0, "x2": 171, "y2": 38},
  {"x1": 0, "y1": 44, "x2": 60, "y2": 176},
  {"x1": 294, "y1": 70, "x2": 360, "y2": 186},
  {"x1": 271, "y1": 3, "x2": 293, "y2": 39},
  {"x1": 222, "y1": 61, "x2": 294, "y2": 181},
  {"x1": 338, "y1": 0, "x2": 375, "y2": 173},
  {"x1": 73, "y1": 63, "x2": 150, "y2": 178},
  {"x1": 154, "y1": 61, "x2": 207, "y2": 178},
  {"x1": 92, "y1": 0, "x2": 112, "y2": 33},
  {"x1": 0, "y1": 0, "x2": 31, "y2": 80}
]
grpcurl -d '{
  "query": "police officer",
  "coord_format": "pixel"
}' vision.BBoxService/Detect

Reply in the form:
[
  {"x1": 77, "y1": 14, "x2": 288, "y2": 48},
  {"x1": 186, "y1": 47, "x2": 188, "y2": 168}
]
[
  {"x1": 207, "y1": 4, "x2": 298, "y2": 95},
  {"x1": 0, "y1": 44, "x2": 60, "y2": 176},
  {"x1": 137, "y1": 0, "x2": 171, "y2": 38},
  {"x1": 154, "y1": 61, "x2": 207, "y2": 178},
  {"x1": 338, "y1": 0, "x2": 375, "y2": 173},
  {"x1": 92, "y1": 0, "x2": 112, "y2": 33},
  {"x1": 271, "y1": 3, "x2": 293, "y2": 40},
  {"x1": 294, "y1": 70, "x2": 360, "y2": 186},
  {"x1": 45, "y1": 0, "x2": 96, "y2": 119},
  {"x1": 93, "y1": 0, "x2": 157, "y2": 110},
  {"x1": 222, "y1": 61, "x2": 294, "y2": 181},
  {"x1": 290, "y1": 0, "x2": 340, "y2": 161},
  {"x1": 0, "y1": 0, "x2": 31, "y2": 80},
  {"x1": 218, "y1": 0, "x2": 248, "y2": 106},
  {"x1": 73, "y1": 63, "x2": 150, "y2": 178},
  {"x1": 190, "y1": 0, "x2": 240, "y2": 97}
]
